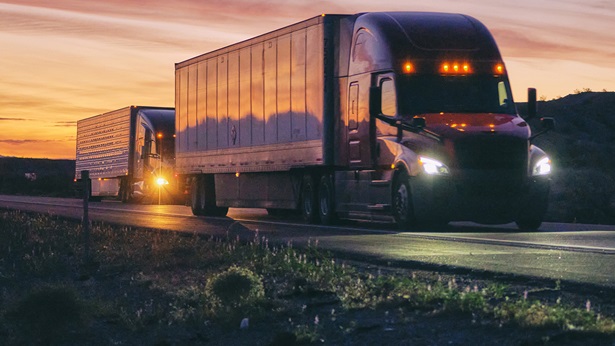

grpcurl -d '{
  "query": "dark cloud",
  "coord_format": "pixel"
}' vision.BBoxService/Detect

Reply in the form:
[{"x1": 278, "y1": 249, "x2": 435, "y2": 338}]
[
  {"x1": 0, "y1": 1, "x2": 337, "y2": 51},
  {"x1": 0, "y1": 117, "x2": 29, "y2": 121},
  {"x1": 0, "y1": 139, "x2": 61, "y2": 144},
  {"x1": 54, "y1": 121, "x2": 77, "y2": 127}
]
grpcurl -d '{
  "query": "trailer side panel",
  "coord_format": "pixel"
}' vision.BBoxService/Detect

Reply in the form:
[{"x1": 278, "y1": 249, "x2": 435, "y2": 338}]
[
  {"x1": 75, "y1": 107, "x2": 133, "y2": 180},
  {"x1": 175, "y1": 16, "x2": 335, "y2": 174}
]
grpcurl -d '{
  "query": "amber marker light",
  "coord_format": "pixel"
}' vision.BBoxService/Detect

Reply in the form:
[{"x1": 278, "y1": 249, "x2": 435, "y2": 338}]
[
  {"x1": 157, "y1": 132, "x2": 163, "y2": 139},
  {"x1": 403, "y1": 62, "x2": 414, "y2": 74},
  {"x1": 495, "y1": 63, "x2": 505, "y2": 74},
  {"x1": 440, "y1": 62, "x2": 471, "y2": 74}
]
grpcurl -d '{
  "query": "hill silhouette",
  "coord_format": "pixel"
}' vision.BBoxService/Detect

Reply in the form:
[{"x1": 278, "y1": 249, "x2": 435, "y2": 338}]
[
  {"x1": 0, "y1": 157, "x2": 75, "y2": 197},
  {"x1": 2, "y1": 92, "x2": 615, "y2": 224},
  {"x1": 521, "y1": 91, "x2": 615, "y2": 224}
]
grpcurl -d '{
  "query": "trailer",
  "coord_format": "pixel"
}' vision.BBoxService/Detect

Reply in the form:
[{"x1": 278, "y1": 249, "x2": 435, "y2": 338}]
[
  {"x1": 75, "y1": 106, "x2": 179, "y2": 203},
  {"x1": 175, "y1": 12, "x2": 554, "y2": 230}
]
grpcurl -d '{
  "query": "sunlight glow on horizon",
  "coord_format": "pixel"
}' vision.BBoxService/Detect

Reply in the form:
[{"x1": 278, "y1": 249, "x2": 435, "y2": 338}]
[{"x1": 1, "y1": 0, "x2": 613, "y2": 159}]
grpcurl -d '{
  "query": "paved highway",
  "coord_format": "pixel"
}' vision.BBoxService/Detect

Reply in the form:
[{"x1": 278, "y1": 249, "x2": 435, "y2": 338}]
[{"x1": 1, "y1": 195, "x2": 614, "y2": 288}]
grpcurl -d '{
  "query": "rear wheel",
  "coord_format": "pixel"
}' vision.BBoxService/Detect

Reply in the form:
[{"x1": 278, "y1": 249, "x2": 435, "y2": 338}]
[
  {"x1": 302, "y1": 175, "x2": 319, "y2": 224},
  {"x1": 119, "y1": 177, "x2": 131, "y2": 203},
  {"x1": 318, "y1": 174, "x2": 337, "y2": 225},
  {"x1": 86, "y1": 179, "x2": 102, "y2": 202},
  {"x1": 190, "y1": 178, "x2": 203, "y2": 215},
  {"x1": 191, "y1": 175, "x2": 228, "y2": 217},
  {"x1": 392, "y1": 171, "x2": 416, "y2": 230}
]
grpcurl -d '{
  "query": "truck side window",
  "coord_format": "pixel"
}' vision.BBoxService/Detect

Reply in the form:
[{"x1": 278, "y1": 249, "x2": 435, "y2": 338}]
[
  {"x1": 498, "y1": 81, "x2": 509, "y2": 107},
  {"x1": 140, "y1": 125, "x2": 152, "y2": 160},
  {"x1": 381, "y1": 79, "x2": 396, "y2": 116},
  {"x1": 352, "y1": 32, "x2": 366, "y2": 62}
]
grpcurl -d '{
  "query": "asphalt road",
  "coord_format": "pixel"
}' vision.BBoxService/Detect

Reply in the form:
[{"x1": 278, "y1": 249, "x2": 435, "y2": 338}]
[{"x1": 1, "y1": 194, "x2": 614, "y2": 289}]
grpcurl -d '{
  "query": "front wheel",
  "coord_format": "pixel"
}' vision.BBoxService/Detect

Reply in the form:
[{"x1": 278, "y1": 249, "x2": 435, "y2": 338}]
[
  {"x1": 515, "y1": 218, "x2": 543, "y2": 231},
  {"x1": 392, "y1": 171, "x2": 416, "y2": 230},
  {"x1": 515, "y1": 183, "x2": 549, "y2": 231}
]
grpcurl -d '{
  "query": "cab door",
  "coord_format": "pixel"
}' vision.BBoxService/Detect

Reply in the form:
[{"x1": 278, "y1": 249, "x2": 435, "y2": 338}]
[
  {"x1": 346, "y1": 79, "x2": 373, "y2": 168},
  {"x1": 366, "y1": 73, "x2": 398, "y2": 207},
  {"x1": 347, "y1": 82, "x2": 361, "y2": 165}
]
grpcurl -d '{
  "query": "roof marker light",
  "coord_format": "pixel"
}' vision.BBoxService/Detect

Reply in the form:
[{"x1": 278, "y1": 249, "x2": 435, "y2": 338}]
[
  {"x1": 495, "y1": 63, "x2": 505, "y2": 74},
  {"x1": 441, "y1": 62, "x2": 471, "y2": 74}
]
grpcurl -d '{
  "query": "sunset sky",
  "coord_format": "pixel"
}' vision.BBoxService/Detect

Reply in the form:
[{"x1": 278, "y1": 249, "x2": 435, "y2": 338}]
[{"x1": 1, "y1": 0, "x2": 614, "y2": 159}]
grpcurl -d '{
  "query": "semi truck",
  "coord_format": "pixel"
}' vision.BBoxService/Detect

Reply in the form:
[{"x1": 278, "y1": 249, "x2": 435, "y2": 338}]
[
  {"x1": 174, "y1": 12, "x2": 554, "y2": 230},
  {"x1": 75, "y1": 106, "x2": 179, "y2": 203}
]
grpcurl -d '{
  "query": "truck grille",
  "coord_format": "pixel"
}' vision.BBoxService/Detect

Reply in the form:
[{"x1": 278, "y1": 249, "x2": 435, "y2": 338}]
[{"x1": 452, "y1": 135, "x2": 528, "y2": 170}]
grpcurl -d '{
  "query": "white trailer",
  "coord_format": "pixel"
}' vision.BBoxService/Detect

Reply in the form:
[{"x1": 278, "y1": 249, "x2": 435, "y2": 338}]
[{"x1": 75, "y1": 106, "x2": 178, "y2": 203}]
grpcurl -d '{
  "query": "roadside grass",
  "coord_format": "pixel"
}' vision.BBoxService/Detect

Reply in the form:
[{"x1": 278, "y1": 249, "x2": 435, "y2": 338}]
[{"x1": 0, "y1": 209, "x2": 614, "y2": 344}]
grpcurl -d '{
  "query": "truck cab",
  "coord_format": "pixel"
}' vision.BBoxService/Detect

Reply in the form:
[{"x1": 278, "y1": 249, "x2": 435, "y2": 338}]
[{"x1": 335, "y1": 12, "x2": 553, "y2": 229}]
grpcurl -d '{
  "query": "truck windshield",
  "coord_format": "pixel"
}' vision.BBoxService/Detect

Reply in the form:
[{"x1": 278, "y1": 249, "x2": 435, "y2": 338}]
[{"x1": 397, "y1": 75, "x2": 516, "y2": 116}]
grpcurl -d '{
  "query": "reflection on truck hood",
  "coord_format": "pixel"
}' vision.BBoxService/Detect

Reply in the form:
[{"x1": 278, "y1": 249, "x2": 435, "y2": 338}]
[{"x1": 418, "y1": 113, "x2": 530, "y2": 140}]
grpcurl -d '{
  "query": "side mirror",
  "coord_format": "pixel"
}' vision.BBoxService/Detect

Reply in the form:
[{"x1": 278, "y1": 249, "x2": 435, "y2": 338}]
[
  {"x1": 369, "y1": 86, "x2": 381, "y2": 117},
  {"x1": 529, "y1": 117, "x2": 555, "y2": 141},
  {"x1": 527, "y1": 88, "x2": 537, "y2": 119},
  {"x1": 540, "y1": 117, "x2": 555, "y2": 131},
  {"x1": 411, "y1": 116, "x2": 426, "y2": 129}
]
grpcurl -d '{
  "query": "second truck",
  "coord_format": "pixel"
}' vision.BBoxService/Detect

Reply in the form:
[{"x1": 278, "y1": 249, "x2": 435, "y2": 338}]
[
  {"x1": 75, "y1": 106, "x2": 179, "y2": 203},
  {"x1": 174, "y1": 12, "x2": 554, "y2": 230}
]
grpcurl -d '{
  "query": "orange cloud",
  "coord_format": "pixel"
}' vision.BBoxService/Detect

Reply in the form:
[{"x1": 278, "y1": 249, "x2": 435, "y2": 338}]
[{"x1": 0, "y1": 0, "x2": 613, "y2": 158}]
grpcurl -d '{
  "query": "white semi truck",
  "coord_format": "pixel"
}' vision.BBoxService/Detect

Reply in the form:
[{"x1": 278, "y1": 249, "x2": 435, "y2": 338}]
[
  {"x1": 174, "y1": 12, "x2": 554, "y2": 230},
  {"x1": 75, "y1": 106, "x2": 179, "y2": 203}
]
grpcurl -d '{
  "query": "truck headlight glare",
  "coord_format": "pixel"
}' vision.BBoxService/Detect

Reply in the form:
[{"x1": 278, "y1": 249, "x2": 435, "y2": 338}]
[
  {"x1": 533, "y1": 157, "x2": 551, "y2": 176},
  {"x1": 419, "y1": 156, "x2": 450, "y2": 175},
  {"x1": 156, "y1": 177, "x2": 169, "y2": 186}
]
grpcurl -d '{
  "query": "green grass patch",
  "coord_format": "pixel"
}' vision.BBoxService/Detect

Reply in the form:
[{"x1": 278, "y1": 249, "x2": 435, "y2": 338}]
[{"x1": 0, "y1": 209, "x2": 613, "y2": 344}]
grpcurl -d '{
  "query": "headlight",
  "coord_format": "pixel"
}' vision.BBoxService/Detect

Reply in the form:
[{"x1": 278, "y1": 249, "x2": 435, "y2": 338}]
[
  {"x1": 419, "y1": 156, "x2": 450, "y2": 175},
  {"x1": 156, "y1": 177, "x2": 169, "y2": 186},
  {"x1": 532, "y1": 157, "x2": 551, "y2": 176}
]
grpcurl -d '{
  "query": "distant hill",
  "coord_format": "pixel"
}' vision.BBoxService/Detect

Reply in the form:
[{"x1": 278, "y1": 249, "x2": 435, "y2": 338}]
[
  {"x1": 519, "y1": 91, "x2": 615, "y2": 224},
  {"x1": 0, "y1": 157, "x2": 76, "y2": 197}
]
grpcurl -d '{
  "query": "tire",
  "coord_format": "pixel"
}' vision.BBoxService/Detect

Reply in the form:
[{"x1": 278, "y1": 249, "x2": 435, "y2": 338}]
[
  {"x1": 191, "y1": 176, "x2": 228, "y2": 217},
  {"x1": 301, "y1": 175, "x2": 319, "y2": 224},
  {"x1": 515, "y1": 218, "x2": 542, "y2": 231},
  {"x1": 266, "y1": 208, "x2": 285, "y2": 216},
  {"x1": 318, "y1": 174, "x2": 337, "y2": 225},
  {"x1": 392, "y1": 171, "x2": 416, "y2": 230},
  {"x1": 190, "y1": 178, "x2": 203, "y2": 215},
  {"x1": 86, "y1": 180, "x2": 102, "y2": 202},
  {"x1": 119, "y1": 177, "x2": 131, "y2": 203},
  {"x1": 515, "y1": 185, "x2": 549, "y2": 231}
]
